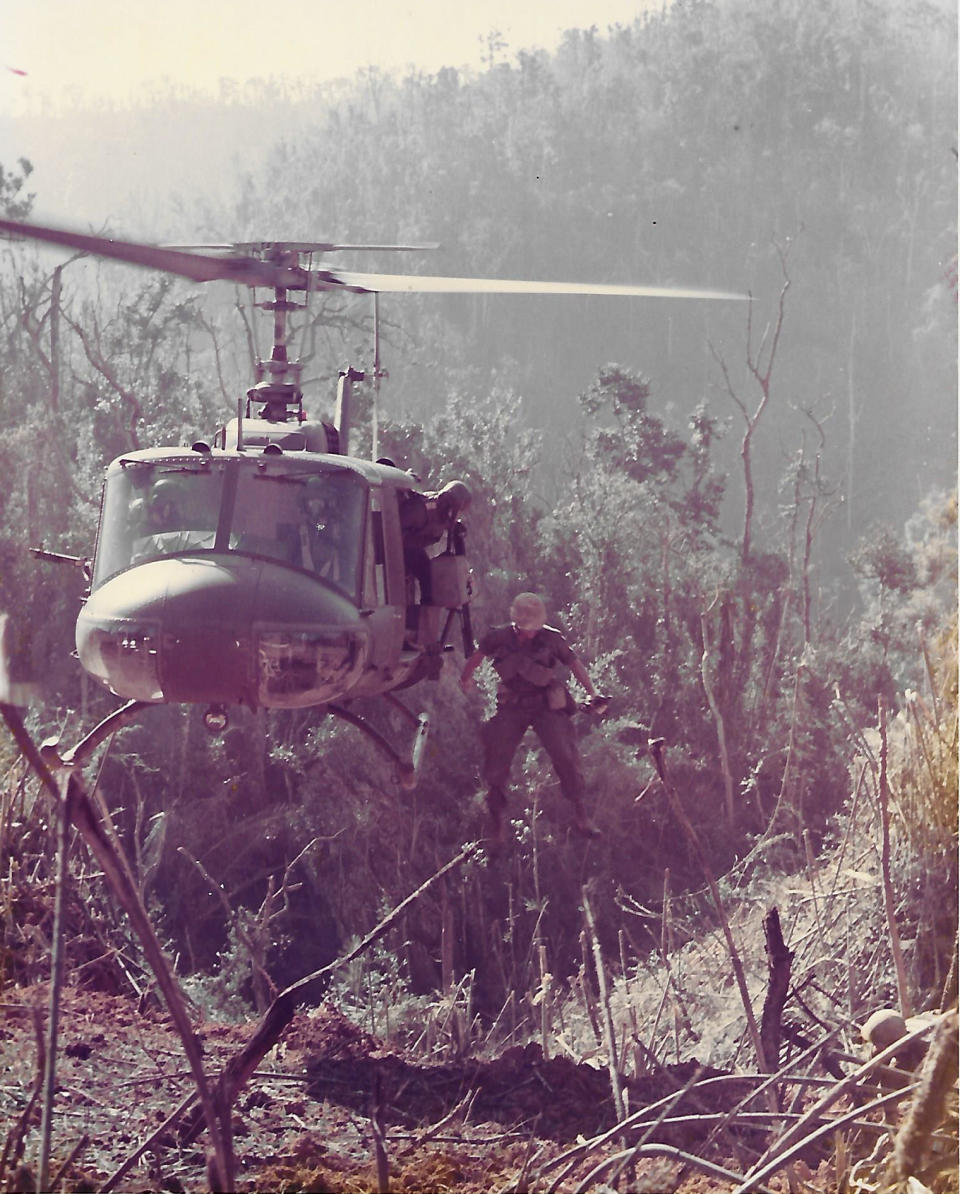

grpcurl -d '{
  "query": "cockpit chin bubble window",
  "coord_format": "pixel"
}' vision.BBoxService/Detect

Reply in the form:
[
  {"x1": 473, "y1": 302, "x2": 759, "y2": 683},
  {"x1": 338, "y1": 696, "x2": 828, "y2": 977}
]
[{"x1": 256, "y1": 628, "x2": 365, "y2": 707}]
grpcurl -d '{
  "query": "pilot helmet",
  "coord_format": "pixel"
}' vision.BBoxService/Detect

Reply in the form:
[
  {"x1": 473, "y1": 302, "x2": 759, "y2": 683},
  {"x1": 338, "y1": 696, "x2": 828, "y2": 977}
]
[
  {"x1": 145, "y1": 477, "x2": 185, "y2": 522},
  {"x1": 149, "y1": 476, "x2": 187, "y2": 504}
]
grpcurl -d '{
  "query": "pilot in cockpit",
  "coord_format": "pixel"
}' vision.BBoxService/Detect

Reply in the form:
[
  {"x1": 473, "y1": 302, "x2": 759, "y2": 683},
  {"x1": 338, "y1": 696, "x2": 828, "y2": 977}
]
[{"x1": 129, "y1": 476, "x2": 212, "y2": 561}]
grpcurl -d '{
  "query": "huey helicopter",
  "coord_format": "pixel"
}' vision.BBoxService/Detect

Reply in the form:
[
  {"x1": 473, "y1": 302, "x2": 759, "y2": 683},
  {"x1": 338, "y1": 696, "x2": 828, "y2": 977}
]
[{"x1": 0, "y1": 215, "x2": 746, "y2": 782}]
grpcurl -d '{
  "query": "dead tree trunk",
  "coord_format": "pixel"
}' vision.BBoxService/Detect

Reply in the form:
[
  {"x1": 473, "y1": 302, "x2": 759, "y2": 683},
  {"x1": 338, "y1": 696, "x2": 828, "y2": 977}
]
[
  {"x1": 760, "y1": 906, "x2": 793, "y2": 1076},
  {"x1": 712, "y1": 249, "x2": 791, "y2": 565}
]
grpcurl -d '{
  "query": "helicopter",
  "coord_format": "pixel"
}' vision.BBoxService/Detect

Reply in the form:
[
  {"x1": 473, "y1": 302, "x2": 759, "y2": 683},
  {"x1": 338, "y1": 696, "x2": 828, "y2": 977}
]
[{"x1": 0, "y1": 215, "x2": 747, "y2": 783}]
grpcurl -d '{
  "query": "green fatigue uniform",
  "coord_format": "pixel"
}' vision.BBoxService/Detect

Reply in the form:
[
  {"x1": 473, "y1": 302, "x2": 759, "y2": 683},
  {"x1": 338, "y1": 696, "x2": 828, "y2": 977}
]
[{"x1": 477, "y1": 623, "x2": 585, "y2": 820}]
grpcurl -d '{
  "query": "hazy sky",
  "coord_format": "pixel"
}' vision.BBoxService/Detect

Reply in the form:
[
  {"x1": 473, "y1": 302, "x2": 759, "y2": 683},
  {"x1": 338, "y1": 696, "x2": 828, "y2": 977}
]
[{"x1": 5, "y1": 0, "x2": 659, "y2": 109}]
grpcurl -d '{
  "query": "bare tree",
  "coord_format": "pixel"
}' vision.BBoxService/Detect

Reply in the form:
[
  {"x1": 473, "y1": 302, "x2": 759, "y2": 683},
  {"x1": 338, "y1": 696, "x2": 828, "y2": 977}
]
[
  {"x1": 784, "y1": 406, "x2": 838, "y2": 644},
  {"x1": 713, "y1": 246, "x2": 791, "y2": 564}
]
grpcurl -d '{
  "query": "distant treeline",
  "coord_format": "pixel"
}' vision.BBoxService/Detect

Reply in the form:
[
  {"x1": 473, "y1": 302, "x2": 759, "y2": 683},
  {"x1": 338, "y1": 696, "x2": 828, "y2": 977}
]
[{"x1": 7, "y1": 0, "x2": 957, "y2": 572}]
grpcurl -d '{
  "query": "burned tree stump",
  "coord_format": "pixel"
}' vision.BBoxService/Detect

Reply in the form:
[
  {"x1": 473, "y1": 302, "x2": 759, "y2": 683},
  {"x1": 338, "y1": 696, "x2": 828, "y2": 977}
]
[{"x1": 760, "y1": 906, "x2": 793, "y2": 1073}]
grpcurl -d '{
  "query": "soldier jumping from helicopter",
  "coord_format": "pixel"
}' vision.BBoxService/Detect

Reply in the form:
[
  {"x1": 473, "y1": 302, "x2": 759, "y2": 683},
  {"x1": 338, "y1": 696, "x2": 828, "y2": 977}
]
[{"x1": 459, "y1": 592, "x2": 605, "y2": 842}]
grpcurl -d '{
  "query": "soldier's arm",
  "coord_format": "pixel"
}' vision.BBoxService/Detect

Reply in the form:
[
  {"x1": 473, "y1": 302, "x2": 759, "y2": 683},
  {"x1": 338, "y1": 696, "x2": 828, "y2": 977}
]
[{"x1": 570, "y1": 654, "x2": 597, "y2": 697}]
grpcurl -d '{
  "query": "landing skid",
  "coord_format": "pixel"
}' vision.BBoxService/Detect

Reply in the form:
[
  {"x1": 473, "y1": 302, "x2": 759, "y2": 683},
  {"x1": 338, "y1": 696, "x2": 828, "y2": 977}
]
[
  {"x1": 327, "y1": 692, "x2": 429, "y2": 789},
  {"x1": 53, "y1": 695, "x2": 432, "y2": 788}
]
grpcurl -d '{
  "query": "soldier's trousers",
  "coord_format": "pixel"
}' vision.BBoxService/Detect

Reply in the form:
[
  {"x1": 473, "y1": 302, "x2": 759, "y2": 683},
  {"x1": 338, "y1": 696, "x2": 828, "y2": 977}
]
[{"x1": 481, "y1": 701, "x2": 585, "y2": 806}]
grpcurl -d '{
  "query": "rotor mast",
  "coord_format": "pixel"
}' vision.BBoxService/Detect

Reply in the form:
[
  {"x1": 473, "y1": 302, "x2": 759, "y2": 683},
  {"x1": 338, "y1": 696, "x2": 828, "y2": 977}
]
[{"x1": 247, "y1": 251, "x2": 308, "y2": 423}]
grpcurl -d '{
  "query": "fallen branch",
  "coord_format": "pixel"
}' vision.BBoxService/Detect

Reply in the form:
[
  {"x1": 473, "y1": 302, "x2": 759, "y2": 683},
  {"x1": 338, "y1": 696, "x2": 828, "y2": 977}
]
[
  {"x1": 570, "y1": 1143, "x2": 761, "y2": 1194},
  {"x1": 1, "y1": 702, "x2": 234, "y2": 1193},
  {"x1": 582, "y1": 887, "x2": 626, "y2": 1123},
  {"x1": 735, "y1": 1019, "x2": 937, "y2": 1193},
  {"x1": 100, "y1": 1089, "x2": 198, "y2": 1193},
  {"x1": 179, "y1": 839, "x2": 481, "y2": 1143},
  {"x1": 48, "y1": 1132, "x2": 89, "y2": 1193},
  {"x1": 397, "y1": 1089, "x2": 478, "y2": 1157},
  {"x1": 536, "y1": 1073, "x2": 755, "y2": 1194},
  {"x1": 704, "y1": 1026, "x2": 841, "y2": 1152},
  {"x1": 733, "y1": 1084, "x2": 914, "y2": 1194},
  {"x1": 536, "y1": 1031, "x2": 853, "y2": 1194}
]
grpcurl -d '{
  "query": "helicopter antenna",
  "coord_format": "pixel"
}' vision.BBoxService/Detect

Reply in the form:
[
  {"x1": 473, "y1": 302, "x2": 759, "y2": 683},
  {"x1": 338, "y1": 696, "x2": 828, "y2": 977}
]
[{"x1": 372, "y1": 293, "x2": 381, "y2": 460}]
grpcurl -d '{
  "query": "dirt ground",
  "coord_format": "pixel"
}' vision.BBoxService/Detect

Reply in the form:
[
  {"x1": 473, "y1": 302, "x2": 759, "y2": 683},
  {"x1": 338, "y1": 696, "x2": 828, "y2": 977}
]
[{"x1": 0, "y1": 984, "x2": 856, "y2": 1192}]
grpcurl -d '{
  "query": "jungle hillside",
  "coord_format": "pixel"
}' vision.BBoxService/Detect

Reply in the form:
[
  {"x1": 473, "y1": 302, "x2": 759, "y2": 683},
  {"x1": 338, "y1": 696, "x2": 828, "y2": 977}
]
[{"x1": 0, "y1": 1, "x2": 957, "y2": 1190}]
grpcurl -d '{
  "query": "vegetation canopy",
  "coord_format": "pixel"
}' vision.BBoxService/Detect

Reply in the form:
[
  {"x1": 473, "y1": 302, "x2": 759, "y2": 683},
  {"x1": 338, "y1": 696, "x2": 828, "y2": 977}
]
[{"x1": 0, "y1": 1, "x2": 956, "y2": 1189}]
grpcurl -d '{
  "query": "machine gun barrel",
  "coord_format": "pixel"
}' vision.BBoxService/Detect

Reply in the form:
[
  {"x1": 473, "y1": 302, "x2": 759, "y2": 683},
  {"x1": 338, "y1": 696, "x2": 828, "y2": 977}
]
[{"x1": 30, "y1": 547, "x2": 91, "y2": 580}]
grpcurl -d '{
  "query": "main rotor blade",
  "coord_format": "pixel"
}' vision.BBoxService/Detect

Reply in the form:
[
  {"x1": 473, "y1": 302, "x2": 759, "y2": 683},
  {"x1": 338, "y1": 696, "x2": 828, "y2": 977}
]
[
  {"x1": 321, "y1": 243, "x2": 441, "y2": 253},
  {"x1": 0, "y1": 217, "x2": 747, "y2": 301},
  {"x1": 323, "y1": 269, "x2": 749, "y2": 301},
  {"x1": 163, "y1": 240, "x2": 441, "y2": 254},
  {"x1": 0, "y1": 218, "x2": 307, "y2": 289}
]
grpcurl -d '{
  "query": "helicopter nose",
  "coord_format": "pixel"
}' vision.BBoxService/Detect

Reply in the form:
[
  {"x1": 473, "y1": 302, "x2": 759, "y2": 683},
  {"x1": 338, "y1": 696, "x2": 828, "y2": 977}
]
[
  {"x1": 77, "y1": 557, "x2": 255, "y2": 703},
  {"x1": 77, "y1": 557, "x2": 366, "y2": 707}
]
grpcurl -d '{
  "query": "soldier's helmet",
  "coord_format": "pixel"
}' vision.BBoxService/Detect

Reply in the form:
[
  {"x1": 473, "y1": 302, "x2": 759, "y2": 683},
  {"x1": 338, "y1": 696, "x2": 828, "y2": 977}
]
[
  {"x1": 511, "y1": 592, "x2": 547, "y2": 632},
  {"x1": 148, "y1": 476, "x2": 184, "y2": 504},
  {"x1": 146, "y1": 477, "x2": 185, "y2": 527}
]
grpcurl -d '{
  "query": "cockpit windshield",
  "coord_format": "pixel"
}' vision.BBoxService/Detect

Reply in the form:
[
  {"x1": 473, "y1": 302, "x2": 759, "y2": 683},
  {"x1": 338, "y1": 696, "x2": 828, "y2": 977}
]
[
  {"x1": 230, "y1": 467, "x2": 366, "y2": 595},
  {"x1": 94, "y1": 462, "x2": 222, "y2": 585},
  {"x1": 93, "y1": 459, "x2": 368, "y2": 600}
]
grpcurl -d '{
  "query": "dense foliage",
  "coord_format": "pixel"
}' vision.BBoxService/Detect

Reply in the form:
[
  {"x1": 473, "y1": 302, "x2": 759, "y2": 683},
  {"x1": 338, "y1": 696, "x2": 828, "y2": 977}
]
[{"x1": 1, "y1": 0, "x2": 955, "y2": 1050}]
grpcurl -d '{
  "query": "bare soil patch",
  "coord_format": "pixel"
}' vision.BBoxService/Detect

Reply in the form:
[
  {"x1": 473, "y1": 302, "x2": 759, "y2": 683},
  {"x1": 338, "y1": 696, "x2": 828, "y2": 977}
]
[{"x1": 1, "y1": 984, "x2": 776, "y2": 1192}]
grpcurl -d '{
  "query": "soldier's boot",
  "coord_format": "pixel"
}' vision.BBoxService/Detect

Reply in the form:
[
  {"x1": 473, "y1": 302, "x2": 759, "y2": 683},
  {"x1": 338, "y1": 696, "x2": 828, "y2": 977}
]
[
  {"x1": 570, "y1": 798, "x2": 601, "y2": 839},
  {"x1": 485, "y1": 787, "x2": 508, "y2": 843}
]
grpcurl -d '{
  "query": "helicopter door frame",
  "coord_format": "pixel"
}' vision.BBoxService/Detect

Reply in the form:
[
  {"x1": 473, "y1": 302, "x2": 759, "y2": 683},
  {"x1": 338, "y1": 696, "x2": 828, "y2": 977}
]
[
  {"x1": 350, "y1": 485, "x2": 407, "y2": 687},
  {"x1": 367, "y1": 491, "x2": 388, "y2": 607},
  {"x1": 375, "y1": 485, "x2": 406, "y2": 608}
]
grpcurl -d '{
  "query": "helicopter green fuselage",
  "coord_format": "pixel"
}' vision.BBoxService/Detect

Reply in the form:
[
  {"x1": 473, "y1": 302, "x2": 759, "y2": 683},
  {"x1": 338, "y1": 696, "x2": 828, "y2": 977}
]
[{"x1": 76, "y1": 439, "x2": 439, "y2": 711}]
